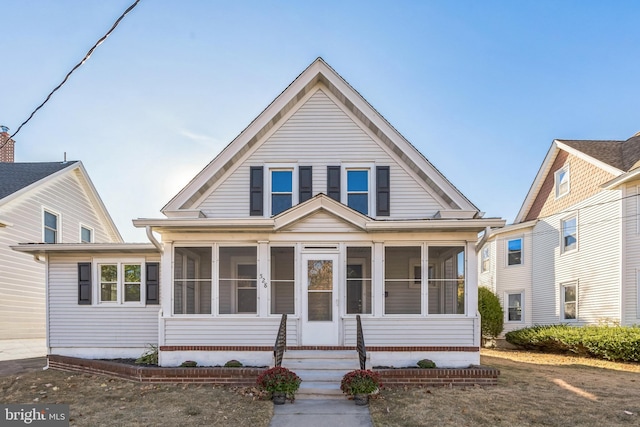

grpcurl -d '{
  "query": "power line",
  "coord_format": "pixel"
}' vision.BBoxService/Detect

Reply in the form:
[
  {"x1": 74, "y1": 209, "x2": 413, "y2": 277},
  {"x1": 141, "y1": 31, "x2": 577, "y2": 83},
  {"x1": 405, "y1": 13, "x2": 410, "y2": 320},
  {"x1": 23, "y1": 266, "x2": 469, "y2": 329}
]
[{"x1": 0, "y1": 0, "x2": 142, "y2": 151}]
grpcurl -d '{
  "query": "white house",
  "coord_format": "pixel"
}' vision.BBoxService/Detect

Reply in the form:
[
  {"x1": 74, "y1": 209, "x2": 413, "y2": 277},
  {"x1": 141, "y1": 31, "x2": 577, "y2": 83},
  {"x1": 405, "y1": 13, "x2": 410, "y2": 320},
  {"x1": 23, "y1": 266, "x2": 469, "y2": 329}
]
[
  {"x1": 479, "y1": 133, "x2": 640, "y2": 332},
  {"x1": 1, "y1": 160, "x2": 122, "y2": 340},
  {"x1": 14, "y1": 58, "x2": 504, "y2": 368}
]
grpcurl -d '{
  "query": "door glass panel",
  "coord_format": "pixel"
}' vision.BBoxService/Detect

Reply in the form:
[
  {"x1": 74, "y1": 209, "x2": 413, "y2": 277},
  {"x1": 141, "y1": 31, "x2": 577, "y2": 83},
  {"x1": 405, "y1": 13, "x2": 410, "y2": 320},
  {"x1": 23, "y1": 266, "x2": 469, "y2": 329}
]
[{"x1": 307, "y1": 260, "x2": 332, "y2": 321}]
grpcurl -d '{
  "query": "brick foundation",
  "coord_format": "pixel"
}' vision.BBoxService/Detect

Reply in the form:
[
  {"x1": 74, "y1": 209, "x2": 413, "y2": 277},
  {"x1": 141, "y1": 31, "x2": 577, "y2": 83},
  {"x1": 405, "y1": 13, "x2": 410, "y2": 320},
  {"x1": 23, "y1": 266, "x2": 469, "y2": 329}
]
[{"x1": 48, "y1": 355, "x2": 499, "y2": 387}]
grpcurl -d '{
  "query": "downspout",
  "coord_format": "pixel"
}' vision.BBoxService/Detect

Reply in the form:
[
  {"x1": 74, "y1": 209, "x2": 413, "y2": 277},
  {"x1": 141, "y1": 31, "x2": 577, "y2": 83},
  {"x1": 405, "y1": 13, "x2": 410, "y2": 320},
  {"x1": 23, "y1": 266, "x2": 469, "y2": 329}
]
[{"x1": 146, "y1": 226, "x2": 164, "y2": 253}]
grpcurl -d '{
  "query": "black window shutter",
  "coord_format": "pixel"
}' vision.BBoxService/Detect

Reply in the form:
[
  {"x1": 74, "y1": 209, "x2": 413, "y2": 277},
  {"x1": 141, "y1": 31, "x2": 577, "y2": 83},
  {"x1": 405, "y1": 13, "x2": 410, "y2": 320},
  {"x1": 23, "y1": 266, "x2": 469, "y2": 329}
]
[
  {"x1": 146, "y1": 262, "x2": 160, "y2": 305},
  {"x1": 78, "y1": 262, "x2": 92, "y2": 305},
  {"x1": 376, "y1": 166, "x2": 390, "y2": 216},
  {"x1": 299, "y1": 166, "x2": 313, "y2": 203},
  {"x1": 249, "y1": 166, "x2": 264, "y2": 216},
  {"x1": 327, "y1": 166, "x2": 341, "y2": 202}
]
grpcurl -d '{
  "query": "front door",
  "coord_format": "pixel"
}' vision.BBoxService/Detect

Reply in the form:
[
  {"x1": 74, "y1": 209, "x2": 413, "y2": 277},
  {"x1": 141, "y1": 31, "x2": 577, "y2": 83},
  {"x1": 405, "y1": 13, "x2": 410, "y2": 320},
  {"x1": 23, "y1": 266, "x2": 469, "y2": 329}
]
[{"x1": 301, "y1": 253, "x2": 339, "y2": 345}]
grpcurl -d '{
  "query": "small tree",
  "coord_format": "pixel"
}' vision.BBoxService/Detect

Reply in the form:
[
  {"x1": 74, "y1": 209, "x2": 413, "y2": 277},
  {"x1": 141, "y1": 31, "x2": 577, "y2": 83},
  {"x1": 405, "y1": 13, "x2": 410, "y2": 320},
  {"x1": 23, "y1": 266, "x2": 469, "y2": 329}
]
[{"x1": 478, "y1": 287, "x2": 504, "y2": 345}]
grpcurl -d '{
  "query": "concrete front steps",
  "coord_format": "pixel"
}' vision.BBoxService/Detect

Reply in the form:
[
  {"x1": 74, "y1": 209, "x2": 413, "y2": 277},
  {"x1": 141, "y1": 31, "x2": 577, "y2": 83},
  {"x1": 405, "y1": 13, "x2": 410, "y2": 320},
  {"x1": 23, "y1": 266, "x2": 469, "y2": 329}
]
[{"x1": 281, "y1": 350, "x2": 363, "y2": 399}]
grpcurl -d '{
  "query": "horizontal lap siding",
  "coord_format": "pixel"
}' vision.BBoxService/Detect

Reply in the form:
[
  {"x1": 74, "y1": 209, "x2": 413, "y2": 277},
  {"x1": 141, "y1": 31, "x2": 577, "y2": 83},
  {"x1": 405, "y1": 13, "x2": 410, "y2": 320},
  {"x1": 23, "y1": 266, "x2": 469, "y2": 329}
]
[
  {"x1": 164, "y1": 318, "x2": 298, "y2": 346},
  {"x1": 532, "y1": 190, "x2": 621, "y2": 325},
  {"x1": 198, "y1": 89, "x2": 443, "y2": 218},
  {"x1": 343, "y1": 317, "x2": 475, "y2": 346},
  {"x1": 623, "y1": 183, "x2": 640, "y2": 324},
  {"x1": 48, "y1": 256, "x2": 159, "y2": 347},
  {"x1": 0, "y1": 172, "x2": 119, "y2": 339}
]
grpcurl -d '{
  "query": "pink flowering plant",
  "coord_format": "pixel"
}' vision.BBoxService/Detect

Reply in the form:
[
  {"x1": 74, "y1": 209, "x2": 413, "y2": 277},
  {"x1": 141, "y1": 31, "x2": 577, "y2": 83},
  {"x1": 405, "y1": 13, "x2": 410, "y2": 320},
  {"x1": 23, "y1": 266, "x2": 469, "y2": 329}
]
[
  {"x1": 340, "y1": 369, "x2": 382, "y2": 395},
  {"x1": 257, "y1": 367, "x2": 302, "y2": 400}
]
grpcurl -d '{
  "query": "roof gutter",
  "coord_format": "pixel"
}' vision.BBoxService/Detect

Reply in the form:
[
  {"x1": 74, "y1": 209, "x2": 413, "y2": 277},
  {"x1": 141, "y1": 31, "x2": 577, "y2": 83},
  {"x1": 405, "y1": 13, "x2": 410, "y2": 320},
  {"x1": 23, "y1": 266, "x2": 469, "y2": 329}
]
[{"x1": 146, "y1": 226, "x2": 164, "y2": 254}]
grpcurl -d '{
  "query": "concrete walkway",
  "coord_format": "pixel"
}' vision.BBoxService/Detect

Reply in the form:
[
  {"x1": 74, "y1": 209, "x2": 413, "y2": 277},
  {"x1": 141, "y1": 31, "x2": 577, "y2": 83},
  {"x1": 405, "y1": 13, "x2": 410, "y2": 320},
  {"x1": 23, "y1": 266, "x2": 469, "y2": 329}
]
[{"x1": 269, "y1": 398, "x2": 373, "y2": 427}]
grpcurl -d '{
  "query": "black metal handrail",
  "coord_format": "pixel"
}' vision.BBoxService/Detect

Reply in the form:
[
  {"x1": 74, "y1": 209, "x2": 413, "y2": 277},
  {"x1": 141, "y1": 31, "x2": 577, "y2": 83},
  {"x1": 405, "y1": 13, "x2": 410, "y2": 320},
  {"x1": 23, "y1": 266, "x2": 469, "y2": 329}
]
[
  {"x1": 356, "y1": 314, "x2": 366, "y2": 370},
  {"x1": 273, "y1": 313, "x2": 287, "y2": 367}
]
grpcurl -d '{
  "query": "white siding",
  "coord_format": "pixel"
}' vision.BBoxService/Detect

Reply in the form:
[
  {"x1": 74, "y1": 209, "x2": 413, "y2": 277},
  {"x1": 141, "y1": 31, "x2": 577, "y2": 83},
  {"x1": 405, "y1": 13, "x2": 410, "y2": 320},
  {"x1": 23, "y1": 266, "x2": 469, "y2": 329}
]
[
  {"x1": 0, "y1": 170, "x2": 119, "y2": 339},
  {"x1": 281, "y1": 211, "x2": 359, "y2": 233},
  {"x1": 48, "y1": 254, "x2": 159, "y2": 347},
  {"x1": 622, "y1": 182, "x2": 640, "y2": 325},
  {"x1": 198, "y1": 89, "x2": 445, "y2": 218},
  {"x1": 343, "y1": 317, "x2": 476, "y2": 346},
  {"x1": 532, "y1": 190, "x2": 622, "y2": 325},
  {"x1": 492, "y1": 229, "x2": 533, "y2": 333},
  {"x1": 478, "y1": 240, "x2": 496, "y2": 292},
  {"x1": 164, "y1": 317, "x2": 299, "y2": 346}
]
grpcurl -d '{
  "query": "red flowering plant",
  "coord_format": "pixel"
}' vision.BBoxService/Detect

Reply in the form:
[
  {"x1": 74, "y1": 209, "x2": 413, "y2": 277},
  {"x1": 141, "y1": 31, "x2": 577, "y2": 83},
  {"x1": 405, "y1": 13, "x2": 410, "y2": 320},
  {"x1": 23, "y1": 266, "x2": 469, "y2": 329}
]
[
  {"x1": 256, "y1": 367, "x2": 302, "y2": 400},
  {"x1": 340, "y1": 369, "x2": 382, "y2": 395}
]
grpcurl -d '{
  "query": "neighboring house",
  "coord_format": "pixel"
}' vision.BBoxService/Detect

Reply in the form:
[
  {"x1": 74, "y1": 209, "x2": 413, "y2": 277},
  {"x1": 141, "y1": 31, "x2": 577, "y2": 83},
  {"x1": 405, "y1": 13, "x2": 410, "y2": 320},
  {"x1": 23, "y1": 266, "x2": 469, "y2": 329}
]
[
  {"x1": 479, "y1": 133, "x2": 640, "y2": 333},
  {"x1": 0, "y1": 160, "x2": 122, "y2": 340},
  {"x1": 14, "y1": 58, "x2": 504, "y2": 367}
]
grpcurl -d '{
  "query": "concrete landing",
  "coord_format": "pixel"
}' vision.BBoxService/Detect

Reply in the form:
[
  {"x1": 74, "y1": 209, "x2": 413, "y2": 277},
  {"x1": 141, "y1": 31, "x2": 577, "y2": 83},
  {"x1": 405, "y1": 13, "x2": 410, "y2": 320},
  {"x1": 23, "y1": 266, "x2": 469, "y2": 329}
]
[{"x1": 269, "y1": 398, "x2": 373, "y2": 427}]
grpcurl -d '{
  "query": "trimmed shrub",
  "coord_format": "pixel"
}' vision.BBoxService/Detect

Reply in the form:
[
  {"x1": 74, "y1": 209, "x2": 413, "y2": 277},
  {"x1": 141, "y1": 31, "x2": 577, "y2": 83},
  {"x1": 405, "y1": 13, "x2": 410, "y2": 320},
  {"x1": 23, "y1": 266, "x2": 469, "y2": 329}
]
[
  {"x1": 505, "y1": 325, "x2": 640, "y2": 362},
  {"x1": 224, "y1": 359, "x2": 243, "y2": 367},
  {"x1": 180, "y1": 360, "x2": 198, "y2": 367},
  {"x1": 417, "y1": 359, "x2": 436, "y2": 369},
  {"x1": 478, "y1": 287, "x2": 504, "y2": 341}
]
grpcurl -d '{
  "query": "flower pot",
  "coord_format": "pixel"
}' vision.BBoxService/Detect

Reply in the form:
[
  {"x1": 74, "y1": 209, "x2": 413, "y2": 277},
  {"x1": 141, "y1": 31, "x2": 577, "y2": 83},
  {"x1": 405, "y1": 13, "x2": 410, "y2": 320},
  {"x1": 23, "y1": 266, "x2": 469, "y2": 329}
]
[
  {"x1": 272, "y1": 392, "x2": 287, "y2": 405},
  {"x1": 354, "y1": 393, "x2": 369, "y2": 406}
]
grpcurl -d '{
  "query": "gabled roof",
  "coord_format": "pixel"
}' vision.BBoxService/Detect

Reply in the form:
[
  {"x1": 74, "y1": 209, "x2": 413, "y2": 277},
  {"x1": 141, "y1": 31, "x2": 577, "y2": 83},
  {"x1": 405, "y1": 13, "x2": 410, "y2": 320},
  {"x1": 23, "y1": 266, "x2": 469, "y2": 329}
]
[
  {"x1": 514, "y1": 132, "x2": 640, "y2": 223},
  {"x1": 162, "y1": 58, "x2": 479, "y2": 215},
  {"x1": 0, "y1": 161, "x2": 123, "y2": 242},
  {"x1": 0, "y1": 161, "x2": 77, "y2": 200}
]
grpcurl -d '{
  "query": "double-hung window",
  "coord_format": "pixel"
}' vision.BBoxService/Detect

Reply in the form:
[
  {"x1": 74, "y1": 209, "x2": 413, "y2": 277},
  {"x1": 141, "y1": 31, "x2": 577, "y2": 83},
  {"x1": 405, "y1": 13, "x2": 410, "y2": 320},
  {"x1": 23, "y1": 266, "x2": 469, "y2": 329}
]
[
  {"x1": 346, "y1": 169, "x2": 369, "y2": 215},
  {"x1": 271, "y1": 169, "x2": 294, "y2": 215},
  {"x1": 507, "y1": 238, "x2": 522, "y2": 266},
  {"x1": 561, "y1": 282, "x2": 577, "y2": 320},
  {"x1": 561, "y1": 216, "x2": 577, "y2": 253},
  {"x1": 96, "y1": 260, "x2": 144, "y2": 305},
  {"x1": 506, "y1": 292, "x2": 523, "y2": 322},
  {"x1": 555, "y1": 165, "x2": 570, "y2": 198},
  {"x1": 43, "y1": 209, "x2": 59, "y2": 243}
]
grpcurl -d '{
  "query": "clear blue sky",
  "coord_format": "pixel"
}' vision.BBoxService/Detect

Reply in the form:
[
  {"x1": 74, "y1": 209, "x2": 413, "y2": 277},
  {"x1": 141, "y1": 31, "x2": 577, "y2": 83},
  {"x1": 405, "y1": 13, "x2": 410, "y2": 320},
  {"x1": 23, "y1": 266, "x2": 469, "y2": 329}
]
[{"x1": 2, "y1": 1, "x2": 639, "y2": 241}]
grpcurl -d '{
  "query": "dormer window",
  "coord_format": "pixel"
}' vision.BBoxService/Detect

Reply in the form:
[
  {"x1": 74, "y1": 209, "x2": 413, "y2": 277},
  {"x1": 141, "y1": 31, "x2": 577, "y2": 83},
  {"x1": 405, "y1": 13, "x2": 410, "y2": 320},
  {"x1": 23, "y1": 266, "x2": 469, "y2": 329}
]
[{"x1": 555, "y1": 165, "x2": 570, "y2": 198}]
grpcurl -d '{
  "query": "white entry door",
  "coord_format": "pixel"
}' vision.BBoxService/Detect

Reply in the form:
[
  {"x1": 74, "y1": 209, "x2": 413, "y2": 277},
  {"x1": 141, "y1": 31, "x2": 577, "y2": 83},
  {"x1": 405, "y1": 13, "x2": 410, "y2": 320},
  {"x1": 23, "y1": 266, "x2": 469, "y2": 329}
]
[{"x1": 301, "y1": 253, "x2": 340, "y2": 345}]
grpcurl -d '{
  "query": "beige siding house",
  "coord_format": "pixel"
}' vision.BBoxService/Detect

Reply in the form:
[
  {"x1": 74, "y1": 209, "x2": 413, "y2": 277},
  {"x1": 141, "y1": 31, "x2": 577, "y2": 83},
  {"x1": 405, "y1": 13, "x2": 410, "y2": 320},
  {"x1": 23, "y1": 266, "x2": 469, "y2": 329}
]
[
  {"x1": 479, "y1": 133, "x2": 640, "y2": 331},
  {"x1": 1, "y1": 161, "x2": 122, "y2": 340},
  {"x1": 15, "y1": 59, "x2": 504, "y2": 367}
]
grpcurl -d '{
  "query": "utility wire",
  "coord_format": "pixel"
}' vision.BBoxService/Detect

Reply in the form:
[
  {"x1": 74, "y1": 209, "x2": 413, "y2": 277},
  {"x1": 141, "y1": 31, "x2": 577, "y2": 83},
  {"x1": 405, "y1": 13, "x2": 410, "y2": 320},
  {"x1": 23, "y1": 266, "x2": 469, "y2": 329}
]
[{"x1": 0, "y1": 0, "x2": 141, "y2": 151}]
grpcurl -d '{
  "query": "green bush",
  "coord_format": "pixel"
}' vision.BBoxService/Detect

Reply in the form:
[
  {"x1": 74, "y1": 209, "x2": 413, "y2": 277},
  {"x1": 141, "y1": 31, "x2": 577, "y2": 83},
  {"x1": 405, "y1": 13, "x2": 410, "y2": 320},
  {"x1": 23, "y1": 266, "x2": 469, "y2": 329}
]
[
  {"x1": 417, "y1": 359, "x2": 436, "y2": 369},
  {"x1": 478, "y1": 287, "x2": 504, "y2": 340},
  {"x1": 505, "y1": 325, "x2": 640, "y2": 362},
  {"x1": 224, "y1": 359, "x2": 243, "y2": 367},
  {"x1": 180, "y1": 360, "x2": 198, "y2": 367}
]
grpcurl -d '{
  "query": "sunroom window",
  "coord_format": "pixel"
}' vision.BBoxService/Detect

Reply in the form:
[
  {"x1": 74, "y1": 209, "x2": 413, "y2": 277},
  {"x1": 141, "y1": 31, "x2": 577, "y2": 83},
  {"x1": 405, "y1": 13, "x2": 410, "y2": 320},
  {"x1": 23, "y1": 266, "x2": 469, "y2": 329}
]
[
  {"x1": 346, "y1": 247, "x2": 372, "y2": 314},
  {"x1": 428, "y1": 246, "x2": 465, "y2": 314},
  {"x1": 174, "y1": 247, "x2": 212, "y2": 314},
  {"x1": 384, "y1": 246, "x2": 421, "y2": 314},
  {"x1": 219, "y1": 247, "x2": 257, "y2": 314},
  {"x1": 271, "y1": 247, "x2": 295, "y2": 314}
]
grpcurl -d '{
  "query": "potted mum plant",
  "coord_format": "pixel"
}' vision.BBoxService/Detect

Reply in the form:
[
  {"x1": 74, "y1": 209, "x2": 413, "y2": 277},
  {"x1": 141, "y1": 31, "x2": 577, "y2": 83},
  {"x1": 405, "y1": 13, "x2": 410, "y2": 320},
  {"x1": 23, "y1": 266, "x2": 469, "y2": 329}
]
[
  {"x1": 257, "y1": 366, "x2": 302, "y2": 404},
  {"x1": 340, "y1": 369, "x2": 382, "y2": 405}
]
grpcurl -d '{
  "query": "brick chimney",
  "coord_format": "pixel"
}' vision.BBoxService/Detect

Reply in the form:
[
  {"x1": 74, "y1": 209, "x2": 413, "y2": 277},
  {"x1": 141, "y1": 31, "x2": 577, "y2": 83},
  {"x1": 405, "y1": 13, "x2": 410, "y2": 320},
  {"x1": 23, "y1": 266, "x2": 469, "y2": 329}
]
[{"x1": 0, "y1": 126, "x2": 15, "y2": 163}]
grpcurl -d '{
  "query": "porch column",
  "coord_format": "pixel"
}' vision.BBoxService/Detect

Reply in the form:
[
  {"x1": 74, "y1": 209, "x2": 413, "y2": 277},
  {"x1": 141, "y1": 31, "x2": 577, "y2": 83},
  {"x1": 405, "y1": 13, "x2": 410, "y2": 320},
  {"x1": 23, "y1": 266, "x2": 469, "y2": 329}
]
[
  {"x1": 258, "y1": 240, "x2": 269, "y2": 317},
  {"x1": 159, "y1": 240, "x2": 173, "y2": 346},
  {"x1": 373, "y1": 241, "x2": 384, "y2": 316},
  {"x1": 466, "y1": 239, "x2": 478, "y2": 318}
]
